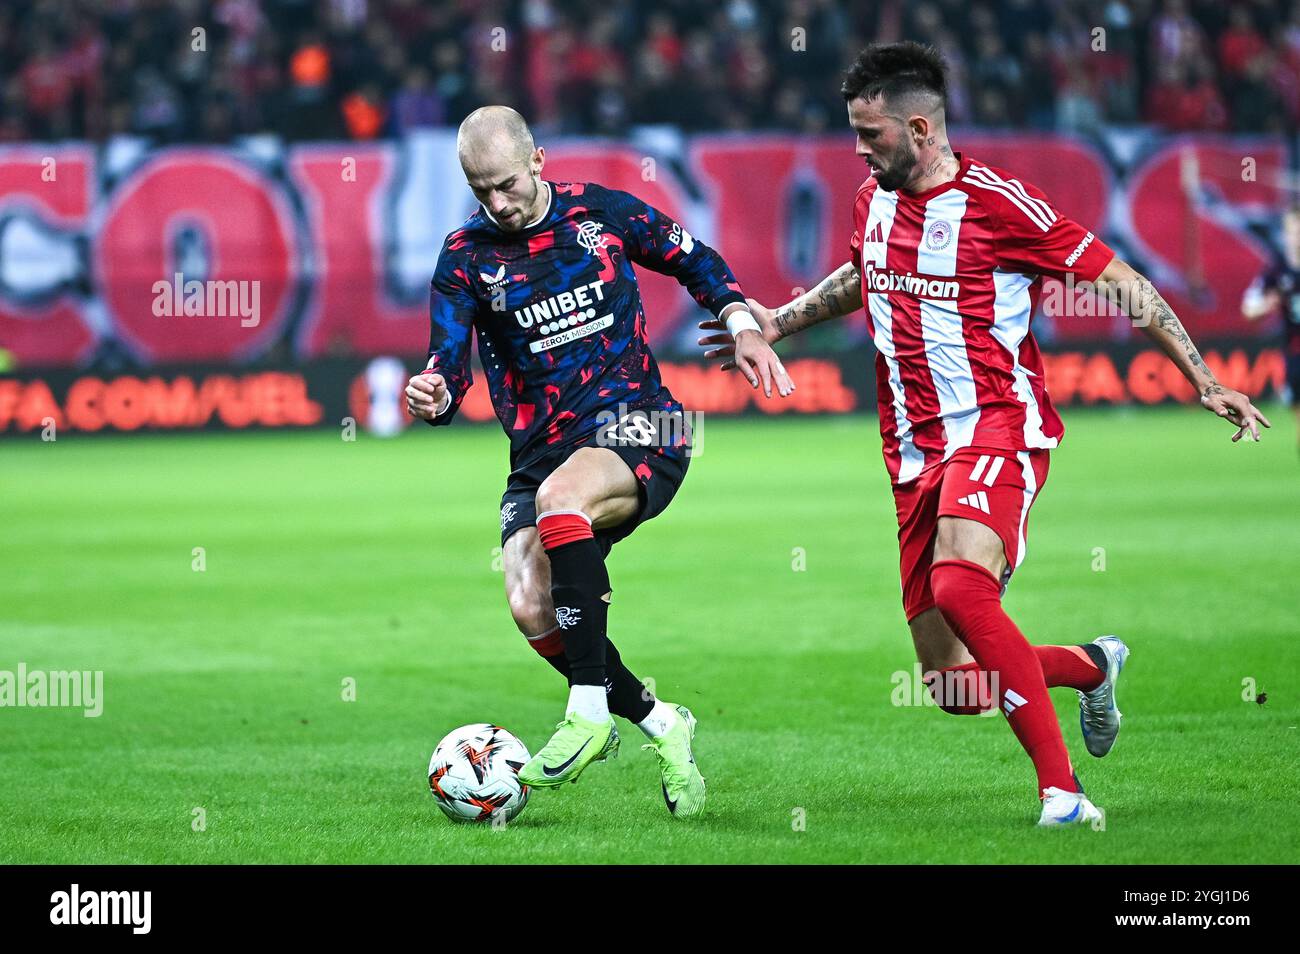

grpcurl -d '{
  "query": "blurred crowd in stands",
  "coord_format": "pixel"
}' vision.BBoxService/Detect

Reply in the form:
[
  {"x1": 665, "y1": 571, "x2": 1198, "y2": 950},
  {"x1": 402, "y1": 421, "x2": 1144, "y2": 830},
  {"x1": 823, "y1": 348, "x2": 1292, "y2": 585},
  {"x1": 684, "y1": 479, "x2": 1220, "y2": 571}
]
[{"x1": 1, "y1": 0, "x2": 1295, "y2": 143}]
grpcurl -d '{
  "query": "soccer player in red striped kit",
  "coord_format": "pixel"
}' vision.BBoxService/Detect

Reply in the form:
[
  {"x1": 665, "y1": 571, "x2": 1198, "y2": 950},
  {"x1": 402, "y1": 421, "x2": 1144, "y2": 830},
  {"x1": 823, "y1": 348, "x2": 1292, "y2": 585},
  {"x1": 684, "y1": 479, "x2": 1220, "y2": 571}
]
[{"x1": 702, "y1": 42, "x2": 1270, "y2": 825}]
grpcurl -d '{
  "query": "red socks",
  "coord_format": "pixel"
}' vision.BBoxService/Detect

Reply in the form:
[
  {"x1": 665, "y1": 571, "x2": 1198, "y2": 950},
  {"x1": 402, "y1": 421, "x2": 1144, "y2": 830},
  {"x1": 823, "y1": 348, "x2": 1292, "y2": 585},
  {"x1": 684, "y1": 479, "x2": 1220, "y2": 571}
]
[
  {"x1": 526, "y1": 624, "x2": 565, "y2": 658},
  {"x1": 536, "y1": 511, "x2": 595, "y2": 550},
  {"x1": 1037, "y1": 645, "x2": 1105, "y2": 692},
  {"x1": 926, "y1": 645, "x2": 1103, "y2": 714},
  {"x1": 929, "y1": 559, "x2": 1077, "y2": 795}
]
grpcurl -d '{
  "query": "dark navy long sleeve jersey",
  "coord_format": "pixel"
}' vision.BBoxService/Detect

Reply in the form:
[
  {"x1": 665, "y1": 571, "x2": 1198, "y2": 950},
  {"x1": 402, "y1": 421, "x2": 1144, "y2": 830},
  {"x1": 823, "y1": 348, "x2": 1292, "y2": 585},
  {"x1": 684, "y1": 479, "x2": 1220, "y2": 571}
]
[{"x1": 425, "y1": 180, "x2": 745, "y2": 469}]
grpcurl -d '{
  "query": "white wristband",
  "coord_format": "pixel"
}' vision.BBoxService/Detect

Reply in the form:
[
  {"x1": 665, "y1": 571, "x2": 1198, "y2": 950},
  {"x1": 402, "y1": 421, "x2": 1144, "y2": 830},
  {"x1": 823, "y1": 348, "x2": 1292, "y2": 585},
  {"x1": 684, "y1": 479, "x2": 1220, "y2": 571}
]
[
  {"x1": 433, "y1": 391, "x2": 452, "y2": 416},
  {"x1": 725, "y1": 310, "x2": 761, "y2": 338}
]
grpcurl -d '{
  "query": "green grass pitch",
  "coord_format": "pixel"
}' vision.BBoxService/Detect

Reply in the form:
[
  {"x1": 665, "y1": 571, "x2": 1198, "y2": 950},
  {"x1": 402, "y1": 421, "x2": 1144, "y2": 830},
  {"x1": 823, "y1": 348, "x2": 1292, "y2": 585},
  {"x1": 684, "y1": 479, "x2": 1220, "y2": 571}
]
[{"x1": 2, "y1": 406, "x2": 1297, "y2": 864}]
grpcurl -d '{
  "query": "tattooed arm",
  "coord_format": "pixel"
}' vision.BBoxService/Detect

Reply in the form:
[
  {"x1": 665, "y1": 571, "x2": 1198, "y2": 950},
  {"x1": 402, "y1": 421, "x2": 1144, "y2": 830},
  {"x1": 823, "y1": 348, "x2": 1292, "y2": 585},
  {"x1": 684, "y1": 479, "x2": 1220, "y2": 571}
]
[
  {"x1": 1095, "y1": 258, "x2": 1271, "y2": 441},
  {"x1": 698, "y1": 262, "x2": 862, "y2": 368},
  {"x1": 768, "y1": 262, "x2": 864, "y2": 341}
]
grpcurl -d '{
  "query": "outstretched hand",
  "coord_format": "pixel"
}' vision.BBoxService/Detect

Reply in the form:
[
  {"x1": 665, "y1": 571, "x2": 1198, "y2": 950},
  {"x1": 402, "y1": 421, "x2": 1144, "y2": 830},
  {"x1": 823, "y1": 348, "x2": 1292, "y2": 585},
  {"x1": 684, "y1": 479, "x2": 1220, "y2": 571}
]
[
  {"x1": 697, "y1": 300, "x2": 792, "y2": 397},
  {"x1": 1200, "y1": 384, "x2": 1270, "y2": 442},
  {"x1": 731, "y1": 329, "x2": 794, "y2": 397},
  {"x1": 698, "y1": 298, "x2": 781, "y2": 370}
]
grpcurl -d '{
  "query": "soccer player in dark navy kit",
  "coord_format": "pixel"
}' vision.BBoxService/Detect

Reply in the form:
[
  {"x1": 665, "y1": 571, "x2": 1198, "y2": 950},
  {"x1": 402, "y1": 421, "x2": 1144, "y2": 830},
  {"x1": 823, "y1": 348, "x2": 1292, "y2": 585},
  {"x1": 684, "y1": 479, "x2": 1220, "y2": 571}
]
[
  {"x1": 1243, "y1": 204, "x2": 1300, "y2": 456},
  {"x1": 406, "y1": 106, "x2": 792, "y2": 817}
]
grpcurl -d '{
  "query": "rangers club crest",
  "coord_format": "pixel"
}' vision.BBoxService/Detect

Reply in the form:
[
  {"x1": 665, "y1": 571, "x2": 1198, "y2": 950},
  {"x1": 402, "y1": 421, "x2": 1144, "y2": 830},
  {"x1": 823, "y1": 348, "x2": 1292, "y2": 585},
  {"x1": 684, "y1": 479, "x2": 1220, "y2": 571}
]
[
  {"x1": 925, "y1": 220, "x2": 953, "y2": 251},
  {"x1": 500, "y1": 502, "x2": 518, "y2": 531},
  {"x1": 575, "y1": 219, "x2": 608, "y2": 256},
  {"x1": 555, "y1": 606, "x2": 582, "y2": 629}
]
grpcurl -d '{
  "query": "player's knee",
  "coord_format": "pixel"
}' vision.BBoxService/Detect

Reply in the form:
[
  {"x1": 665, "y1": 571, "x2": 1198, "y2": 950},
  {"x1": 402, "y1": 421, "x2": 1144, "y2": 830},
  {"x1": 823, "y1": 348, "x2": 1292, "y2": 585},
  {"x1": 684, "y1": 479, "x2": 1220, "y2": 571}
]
[
  {"x1": 506, "y1": 584, "x2": 552, "y2": 636},
  {"x1": 929, "y1": 560, "x2": 998, "y2": 623},
  {"x1": 933, "y1": 517, "x2": 1005, "y2": 572},
  {"x1": 534, "y1": 475, "x2": 585, "y2": 515},
  {"x1": 929, "y1": 563, "x2": 964, "y2": 621}
]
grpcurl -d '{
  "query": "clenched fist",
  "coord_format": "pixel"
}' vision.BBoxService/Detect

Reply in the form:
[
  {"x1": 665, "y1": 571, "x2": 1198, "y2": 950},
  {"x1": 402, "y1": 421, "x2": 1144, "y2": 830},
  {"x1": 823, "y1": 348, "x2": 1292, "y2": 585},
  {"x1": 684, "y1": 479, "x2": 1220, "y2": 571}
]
[{"x1": 406, "y1": 371, "x2": 451, "y2": 420}]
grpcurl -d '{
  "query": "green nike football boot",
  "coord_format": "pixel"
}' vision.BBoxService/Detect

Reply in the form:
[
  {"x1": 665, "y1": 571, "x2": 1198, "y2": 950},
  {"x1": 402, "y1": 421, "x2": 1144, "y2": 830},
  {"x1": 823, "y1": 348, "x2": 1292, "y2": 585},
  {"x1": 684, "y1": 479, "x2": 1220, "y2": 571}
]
[
  {"x1": 642, "y1": 704, "x2": 706, "y2": 819},
  {"x1": 518, "y1": 711, "x2": 620, "y2": 788}
]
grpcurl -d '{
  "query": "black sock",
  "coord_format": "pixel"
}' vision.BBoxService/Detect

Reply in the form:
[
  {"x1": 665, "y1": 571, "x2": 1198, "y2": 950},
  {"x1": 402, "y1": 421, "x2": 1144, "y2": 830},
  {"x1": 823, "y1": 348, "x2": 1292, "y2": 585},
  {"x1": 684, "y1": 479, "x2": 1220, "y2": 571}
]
[
  {"x1": 606, "y1": 639, "x2": 655, "y2": 723},
  {"x1": 546, "y1": 536, "x2": 609, "y2": 687},
  {"x1": 1081, "y1": 642, "x2": 1108, "y2": 673},
  {"x1": 537, "y1": 637, "x2": 654, "y2": 722}
]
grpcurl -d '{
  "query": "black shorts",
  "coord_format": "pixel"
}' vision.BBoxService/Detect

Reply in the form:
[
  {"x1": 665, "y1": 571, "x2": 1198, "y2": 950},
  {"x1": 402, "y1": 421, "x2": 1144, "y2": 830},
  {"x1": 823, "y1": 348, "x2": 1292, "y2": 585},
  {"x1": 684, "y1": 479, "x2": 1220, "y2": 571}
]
[{"x1": 498, "y1": 408, "x2": 692, "y2": 554}]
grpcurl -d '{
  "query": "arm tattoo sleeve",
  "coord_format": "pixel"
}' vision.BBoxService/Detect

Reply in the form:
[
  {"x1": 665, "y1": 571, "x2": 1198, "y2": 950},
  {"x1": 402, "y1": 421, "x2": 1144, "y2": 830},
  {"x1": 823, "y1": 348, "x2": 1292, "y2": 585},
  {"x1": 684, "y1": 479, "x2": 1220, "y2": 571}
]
[
  {"x1": 1132, "y1": 274, "x2": 1213, "y2": 383},
  {"x1": 773, "y1": 264, "x2": 863, "y2": 340}
]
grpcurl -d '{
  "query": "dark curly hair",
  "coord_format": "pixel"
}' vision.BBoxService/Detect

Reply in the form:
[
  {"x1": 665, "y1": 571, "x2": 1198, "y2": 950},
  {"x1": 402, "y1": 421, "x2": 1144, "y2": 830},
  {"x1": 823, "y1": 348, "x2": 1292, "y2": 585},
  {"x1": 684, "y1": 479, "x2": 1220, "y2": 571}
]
[{"x1": 840, "y1": 42, "x2": 948, "y2": 110}]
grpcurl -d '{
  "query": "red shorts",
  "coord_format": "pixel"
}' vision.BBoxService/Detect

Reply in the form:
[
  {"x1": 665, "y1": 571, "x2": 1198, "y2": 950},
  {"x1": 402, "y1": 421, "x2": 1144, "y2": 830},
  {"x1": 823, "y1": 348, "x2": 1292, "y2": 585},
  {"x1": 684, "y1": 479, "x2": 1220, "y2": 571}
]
[{"x1": 892, "y1": 446, "x2": 1051, "y2": 621}]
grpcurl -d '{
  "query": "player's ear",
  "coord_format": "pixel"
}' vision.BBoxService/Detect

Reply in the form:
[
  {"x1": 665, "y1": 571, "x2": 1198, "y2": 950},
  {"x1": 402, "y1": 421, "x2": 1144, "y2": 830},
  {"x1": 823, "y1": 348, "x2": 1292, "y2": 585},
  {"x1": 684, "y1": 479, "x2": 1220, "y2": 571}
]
[
  {"x1": 532, "y1": 146, "x2": 545, "y2": 177},
  {"x1": 909, "y1": 114, "x2": 930, "y2": 146}
]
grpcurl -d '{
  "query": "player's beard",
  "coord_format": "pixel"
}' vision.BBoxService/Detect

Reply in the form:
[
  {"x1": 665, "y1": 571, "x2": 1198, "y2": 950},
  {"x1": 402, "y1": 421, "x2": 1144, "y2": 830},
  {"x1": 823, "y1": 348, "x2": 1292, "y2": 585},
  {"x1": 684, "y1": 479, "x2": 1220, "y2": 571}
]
[
  {"x1": 872, "y1": 141, "x2": 919, "y2": 193},
  {"x1": 499, "y1": 176, "x2": 542, "y2": 232}
]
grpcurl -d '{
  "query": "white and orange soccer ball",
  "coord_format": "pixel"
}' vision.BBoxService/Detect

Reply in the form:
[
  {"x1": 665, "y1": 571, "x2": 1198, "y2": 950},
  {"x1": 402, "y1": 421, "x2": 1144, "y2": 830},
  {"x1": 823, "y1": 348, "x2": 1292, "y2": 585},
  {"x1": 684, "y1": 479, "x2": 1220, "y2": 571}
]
[{"x1": 428, "y1": 724, "x2": 531, "y2": 824}]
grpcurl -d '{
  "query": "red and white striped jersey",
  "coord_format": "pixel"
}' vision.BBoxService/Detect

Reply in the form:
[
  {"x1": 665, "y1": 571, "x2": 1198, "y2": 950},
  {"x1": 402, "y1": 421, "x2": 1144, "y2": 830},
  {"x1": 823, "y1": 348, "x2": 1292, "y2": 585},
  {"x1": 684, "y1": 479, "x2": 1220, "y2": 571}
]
[{"x1": 850, "y1": 152, "x2": 1115, "y2": 485}]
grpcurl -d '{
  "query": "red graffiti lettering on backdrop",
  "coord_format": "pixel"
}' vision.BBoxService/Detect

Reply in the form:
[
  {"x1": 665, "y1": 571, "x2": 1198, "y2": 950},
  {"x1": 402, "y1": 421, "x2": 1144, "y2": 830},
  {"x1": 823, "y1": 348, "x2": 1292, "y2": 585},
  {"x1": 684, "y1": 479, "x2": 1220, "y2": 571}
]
[
  {"x1": 0, "y1": 146, "x2": 96, "y2": 366},
  {"x1": 0, "y1": 135, "x2": 1282, "y2": 373},
  {"x1": 95, "y1": 151, "x2": 297, "y2": 363},
  {"x1": 293, "y1": 147, "x2": 428, "y2": 357},
  {"x1": 1126, "y1": 141, "x2": 1284, "y2": 337}
]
